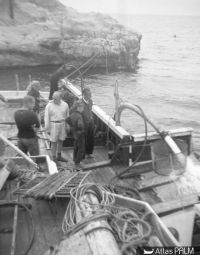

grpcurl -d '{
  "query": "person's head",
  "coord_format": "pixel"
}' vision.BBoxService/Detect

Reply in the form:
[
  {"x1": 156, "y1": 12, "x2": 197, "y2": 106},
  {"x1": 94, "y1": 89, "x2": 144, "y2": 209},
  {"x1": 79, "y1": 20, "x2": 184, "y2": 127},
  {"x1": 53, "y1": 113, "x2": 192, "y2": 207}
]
[
  {"x1": 23, "y1": 95, "x2": 35, "y2": 110},
  {"x1": 58, "y1": 79, "x2": 67, "y2": 91},
  {"x1": 75, "y1": 100, "x2": 84, "y2": 112},
  {"x1": 82, "y1": 87, "x2": 92, "y2": 101},
  {"x1": 27, "y1": 80, "x2": 40, "y2": 92},
  {"x1": 52, "y1": 91, "x2": 62, "y2": 105}
]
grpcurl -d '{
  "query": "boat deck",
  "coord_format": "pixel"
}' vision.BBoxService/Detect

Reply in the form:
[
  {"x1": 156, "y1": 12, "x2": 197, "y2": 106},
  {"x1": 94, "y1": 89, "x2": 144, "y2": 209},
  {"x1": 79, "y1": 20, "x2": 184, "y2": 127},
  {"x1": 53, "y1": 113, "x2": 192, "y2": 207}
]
[
  {"x1": 1, "y1": 91, "x2": 200, "y2": 252},
  {"x1": 0, "y1": 182, "x2": 68, "y2": 255},
  {"x1": 0, "y1": 145, "x2": 157, "y2": 255}
]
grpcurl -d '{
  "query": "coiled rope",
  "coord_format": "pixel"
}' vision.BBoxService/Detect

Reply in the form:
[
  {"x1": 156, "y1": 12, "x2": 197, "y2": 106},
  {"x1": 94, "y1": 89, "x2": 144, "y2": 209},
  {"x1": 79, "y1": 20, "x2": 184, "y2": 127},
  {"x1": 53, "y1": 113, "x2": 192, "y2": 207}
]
[{"x1": 62, "y1": 183, "x2": 152, "y2": 254}]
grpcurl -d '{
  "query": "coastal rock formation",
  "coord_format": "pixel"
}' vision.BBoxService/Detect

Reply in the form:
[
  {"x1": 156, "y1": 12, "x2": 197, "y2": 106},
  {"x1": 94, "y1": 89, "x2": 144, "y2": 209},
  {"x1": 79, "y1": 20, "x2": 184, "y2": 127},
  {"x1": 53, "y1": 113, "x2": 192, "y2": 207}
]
[{"x1": 0, "y1": 0, "x2": 141, "y2": 71}]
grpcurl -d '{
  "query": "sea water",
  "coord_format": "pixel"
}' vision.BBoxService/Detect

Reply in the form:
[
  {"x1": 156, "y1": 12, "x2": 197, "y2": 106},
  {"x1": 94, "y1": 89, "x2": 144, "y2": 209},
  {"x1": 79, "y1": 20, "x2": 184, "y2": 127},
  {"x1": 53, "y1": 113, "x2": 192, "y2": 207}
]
[
  {"x1": 83, "y1": 15, "x2": 200, "y2": 151},
  {"x1": 154, "y1": 155, "x2": 200, "y2": 202},
  {"x1": 0, "y1": 15, "x2": 200, "y2": 150}
]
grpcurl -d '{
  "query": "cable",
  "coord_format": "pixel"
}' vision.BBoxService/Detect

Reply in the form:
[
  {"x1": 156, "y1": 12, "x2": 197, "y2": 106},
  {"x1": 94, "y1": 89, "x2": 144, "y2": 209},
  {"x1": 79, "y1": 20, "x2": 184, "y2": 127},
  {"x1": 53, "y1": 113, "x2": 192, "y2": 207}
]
[
  {"x1": 61, "y1": 183, "x2": 152, "y2": 253},
  {"x1": 65, "y1": 52, "x2": 101, "y2": 92},
  {"x1": 62, "y1": 183, "x2": 114, "y2": 234},
  {"x1": 64, "y1": 64, "x2": 84, "y2": 93},
  {"x1": 0, "y1": 201, "x2": 35, "y2": 255},
  {"x1": 81, "y1": 56, "x2": 98, "y2": 76},
  {"x1": 66, "y1": 52, "x2": 100, "y2": 79}
]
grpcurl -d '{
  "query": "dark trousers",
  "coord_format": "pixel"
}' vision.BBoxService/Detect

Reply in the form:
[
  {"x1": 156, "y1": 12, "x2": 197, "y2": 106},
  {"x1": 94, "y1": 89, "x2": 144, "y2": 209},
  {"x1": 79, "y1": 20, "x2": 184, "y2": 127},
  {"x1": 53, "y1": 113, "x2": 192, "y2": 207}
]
[
  {"x1": 85, "y1": 123, "x2": 94, "y2": 155},
  {"x1": 18, "y1": 137, "x2": 39, "y2": 156},
  {"x1": 73, "y1": 134, "x2": 85, "y2": 164}
]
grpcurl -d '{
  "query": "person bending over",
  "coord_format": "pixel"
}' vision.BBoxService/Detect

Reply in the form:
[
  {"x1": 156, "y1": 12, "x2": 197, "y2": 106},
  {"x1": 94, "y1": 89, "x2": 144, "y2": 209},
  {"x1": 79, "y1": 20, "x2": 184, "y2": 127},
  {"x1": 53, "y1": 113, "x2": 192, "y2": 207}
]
[
  {"x1": 81, "y1": 87, "x2": 94, "y2": 158},
  {"x1": 68, "y1": 100, "x2": 85, "y2": 171},
  {"x1": 45, "y1": 91, "x2": 69, "y2": 163},
  {"x1": 14, "y1": 95, "x2": 40, "y2": 155}
]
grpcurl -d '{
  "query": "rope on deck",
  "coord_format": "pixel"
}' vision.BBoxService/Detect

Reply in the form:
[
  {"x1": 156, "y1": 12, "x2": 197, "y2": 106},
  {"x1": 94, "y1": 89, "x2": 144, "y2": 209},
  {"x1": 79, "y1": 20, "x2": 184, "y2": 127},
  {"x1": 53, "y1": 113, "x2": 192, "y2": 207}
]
[{"x1": 62, "y1": 183, "x2": 152, "y2": 254}]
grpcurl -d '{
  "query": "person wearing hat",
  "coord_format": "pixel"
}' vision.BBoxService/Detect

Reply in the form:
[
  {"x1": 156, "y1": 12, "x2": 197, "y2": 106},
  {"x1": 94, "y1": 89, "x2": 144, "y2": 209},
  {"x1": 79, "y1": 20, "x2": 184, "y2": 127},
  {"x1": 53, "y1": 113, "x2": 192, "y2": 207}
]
[
  {"x1": 81, "y1": 87, "x2": 94, "y2": 158},
  {"x1": 68, "y1": 100, "x2": 85, "y2": 170}
]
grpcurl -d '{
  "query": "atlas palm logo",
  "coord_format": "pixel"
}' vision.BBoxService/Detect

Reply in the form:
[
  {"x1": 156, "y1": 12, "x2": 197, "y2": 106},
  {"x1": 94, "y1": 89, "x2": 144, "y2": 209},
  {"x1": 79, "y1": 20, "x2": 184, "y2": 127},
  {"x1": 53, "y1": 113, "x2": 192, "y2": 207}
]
[{"x1": 143, "y1": 249, "x2": 154, "y2": 254}]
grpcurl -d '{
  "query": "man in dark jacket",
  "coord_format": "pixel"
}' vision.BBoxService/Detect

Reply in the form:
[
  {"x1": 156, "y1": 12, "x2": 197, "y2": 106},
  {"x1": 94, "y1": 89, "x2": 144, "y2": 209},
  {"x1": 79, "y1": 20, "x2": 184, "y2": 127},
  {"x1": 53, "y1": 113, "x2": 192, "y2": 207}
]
[
  {"x1": 14, "y1": 95, "x2": 40, "y2": 155},
  {"x1": 68, "y1": 100, "x2": 85, "y2": 170},
  {"x1": 49, "y1": 65, "x2": 68, "y2": 100},
  {"x1": 81, "y1": 87, "x2": 94, "y2": 158}
]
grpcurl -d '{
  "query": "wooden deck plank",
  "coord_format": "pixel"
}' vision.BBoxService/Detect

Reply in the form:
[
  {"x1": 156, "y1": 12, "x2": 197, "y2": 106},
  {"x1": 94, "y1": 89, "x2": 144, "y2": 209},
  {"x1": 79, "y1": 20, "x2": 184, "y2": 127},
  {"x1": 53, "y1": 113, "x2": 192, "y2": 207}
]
[
  {"x1": 29, "y1": 200, "x2": 49, "y2": 255},
  {"x1": 35, "y1": 200, "x2": 62, "y2": 248},
  {"x1": 15, "y1": 201, "x2": 32, "y2": 255},
  {"x1": 137, "y1": 171, "x2": 180, "y2": 191},
  {"x1": 153, "y1": 195, "x2": 200, "y2": 215},
  {"x1": 0, "y1": 206, "x2": 13, "y2": 255}
]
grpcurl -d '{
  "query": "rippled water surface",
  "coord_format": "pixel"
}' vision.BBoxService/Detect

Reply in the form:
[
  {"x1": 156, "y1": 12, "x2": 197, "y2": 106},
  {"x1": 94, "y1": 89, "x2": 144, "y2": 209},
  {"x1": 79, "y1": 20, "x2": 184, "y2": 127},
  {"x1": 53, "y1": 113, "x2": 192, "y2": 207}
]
[{"x1": 0, "y1": 15, "x2": 200, "y2": 150}]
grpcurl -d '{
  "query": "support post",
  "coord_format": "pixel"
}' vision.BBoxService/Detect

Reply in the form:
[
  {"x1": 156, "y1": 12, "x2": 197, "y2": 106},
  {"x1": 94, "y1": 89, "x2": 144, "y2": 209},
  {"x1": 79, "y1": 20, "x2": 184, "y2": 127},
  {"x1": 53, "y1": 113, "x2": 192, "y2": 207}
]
[
  {"x1": 9, "y1": 0, "x2": 14, "y2": 19},
  {"x1": 10, "y1": 183, "x2": 20, "y2": 255},
  {"x1": 114, "y1": 80, "x2": 120, "y2": 126},
  {"x1": 15, "y1": 74, "x2": 19, "y2": 95}
]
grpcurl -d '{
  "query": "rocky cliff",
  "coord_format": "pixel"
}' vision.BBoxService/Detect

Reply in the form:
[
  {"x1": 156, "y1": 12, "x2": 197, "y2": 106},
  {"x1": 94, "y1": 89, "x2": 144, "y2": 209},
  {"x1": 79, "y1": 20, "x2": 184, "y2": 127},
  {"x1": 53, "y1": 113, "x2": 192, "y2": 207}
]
[{"x1": 0, "y1": 0, "x2": 141, "y2": 71}]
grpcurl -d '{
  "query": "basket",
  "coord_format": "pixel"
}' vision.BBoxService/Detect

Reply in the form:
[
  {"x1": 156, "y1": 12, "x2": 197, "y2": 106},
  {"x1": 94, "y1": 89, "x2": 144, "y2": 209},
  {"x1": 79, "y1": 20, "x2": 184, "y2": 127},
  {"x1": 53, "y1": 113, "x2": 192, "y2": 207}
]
[{"x1": 151, "y1": 139, "x2": 188, "y2": 176}]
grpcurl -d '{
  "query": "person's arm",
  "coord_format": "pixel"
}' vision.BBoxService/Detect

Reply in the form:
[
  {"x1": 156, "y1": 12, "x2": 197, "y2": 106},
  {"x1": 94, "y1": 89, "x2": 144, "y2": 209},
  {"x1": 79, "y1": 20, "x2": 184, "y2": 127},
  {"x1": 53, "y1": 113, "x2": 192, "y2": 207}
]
[
  {"x1": 32, "y1": 112, "x2": 40, "y2": 132},
  {"x1": 90, "y1": 99, "x2": 93, "y2": 110},
  {"x1": 44, "y1": 104, "x2": 50, "y2": 131},
  {"x1": 66, "y1": 103, "x2": 70, "y2": 119},
  {"x1": 34, "y1": 113, "x2": 40, "y2": 128},
  {"x1": 65, "y1": 104, "x2": 70, "y2": 133},
  {"x1": 66, "y1": 116, "x2": 72, "y2": 126}
]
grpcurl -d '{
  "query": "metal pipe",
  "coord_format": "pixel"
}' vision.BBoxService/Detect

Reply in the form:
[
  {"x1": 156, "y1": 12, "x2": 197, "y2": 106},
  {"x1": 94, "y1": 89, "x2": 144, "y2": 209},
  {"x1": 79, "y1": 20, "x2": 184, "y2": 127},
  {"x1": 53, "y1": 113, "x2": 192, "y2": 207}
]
[
  {"x1": 0, "y1": 134, "x2": 38, "y2": 169},
  {"x1": 117, "y1": 102, "x2": 186, "y2": 167},
  {"x1": 15, "y1": 74, "x2": 19, "y2": 95}
]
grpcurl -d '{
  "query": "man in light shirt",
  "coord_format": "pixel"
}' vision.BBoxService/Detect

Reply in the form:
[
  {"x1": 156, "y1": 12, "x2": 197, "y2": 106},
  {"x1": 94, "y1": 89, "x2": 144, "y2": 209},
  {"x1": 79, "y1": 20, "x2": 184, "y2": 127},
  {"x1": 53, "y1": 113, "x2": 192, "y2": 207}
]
[{"x1": 44, "y1": 91, "x2": 69, "y2": 163}]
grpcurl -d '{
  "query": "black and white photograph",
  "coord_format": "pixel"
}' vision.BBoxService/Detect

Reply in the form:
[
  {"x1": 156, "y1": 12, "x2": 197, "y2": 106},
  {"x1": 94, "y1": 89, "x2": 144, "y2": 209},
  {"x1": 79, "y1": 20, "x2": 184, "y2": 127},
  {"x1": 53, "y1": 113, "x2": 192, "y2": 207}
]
[{"x1": 0, "y1": 0, "x2": 200, "y2": 254}]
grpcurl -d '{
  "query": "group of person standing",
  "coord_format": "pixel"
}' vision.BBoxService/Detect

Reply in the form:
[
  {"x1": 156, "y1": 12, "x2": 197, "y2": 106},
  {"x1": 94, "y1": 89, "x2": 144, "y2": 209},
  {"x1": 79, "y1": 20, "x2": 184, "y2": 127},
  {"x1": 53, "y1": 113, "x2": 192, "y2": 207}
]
[{"x1": 13, "y1": 66, "x2": 95, "y2": 171}]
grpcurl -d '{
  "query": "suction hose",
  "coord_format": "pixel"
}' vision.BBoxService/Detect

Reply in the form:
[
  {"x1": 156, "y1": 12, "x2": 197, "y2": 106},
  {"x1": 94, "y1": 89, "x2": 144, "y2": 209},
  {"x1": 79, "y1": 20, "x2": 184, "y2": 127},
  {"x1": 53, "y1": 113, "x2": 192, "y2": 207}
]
[{"x1": 118, "y1": 103, "x2": 186, "y2": 169}]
